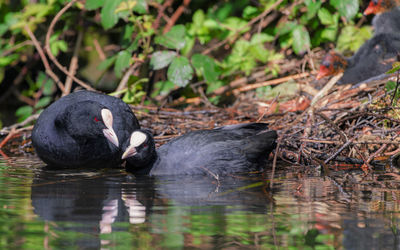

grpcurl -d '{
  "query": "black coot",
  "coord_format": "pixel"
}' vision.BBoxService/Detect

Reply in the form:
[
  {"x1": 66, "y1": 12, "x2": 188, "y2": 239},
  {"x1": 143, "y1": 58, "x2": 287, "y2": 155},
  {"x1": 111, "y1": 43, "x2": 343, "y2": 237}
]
[
  {"x1": 32, "y1": 91, "x2": 140, "y2": 168},
  {"x1": 121, "y1": 123, "x2": 277, "y2": 176}
]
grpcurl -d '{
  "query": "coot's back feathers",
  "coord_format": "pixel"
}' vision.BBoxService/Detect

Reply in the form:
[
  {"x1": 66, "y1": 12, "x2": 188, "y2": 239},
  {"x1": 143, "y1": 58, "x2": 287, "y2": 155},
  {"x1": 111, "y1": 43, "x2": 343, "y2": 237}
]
[{"x1": 123, "y1": 123, "x2": 277, "y2": 176}]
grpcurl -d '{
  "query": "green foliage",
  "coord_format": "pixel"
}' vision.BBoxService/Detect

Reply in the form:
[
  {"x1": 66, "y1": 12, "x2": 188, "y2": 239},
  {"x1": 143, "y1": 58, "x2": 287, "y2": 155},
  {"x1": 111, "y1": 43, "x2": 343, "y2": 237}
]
[
  {"x1": 337, "y1": 26, "x2": 372, "y2": 53},
  {"x1": 167, "y1": 57, "x2": 193, "y2": 87},
  {"x1": 155, "y1": 25, "x2": 187, "y2": 50},
  {"x1": 0, "y1": 0, "x2": 377, "y2": 123}
]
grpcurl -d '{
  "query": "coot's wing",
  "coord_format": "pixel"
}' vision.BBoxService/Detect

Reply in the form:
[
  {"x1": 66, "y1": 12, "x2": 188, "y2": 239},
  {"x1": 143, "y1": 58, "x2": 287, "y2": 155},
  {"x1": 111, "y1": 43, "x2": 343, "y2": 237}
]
[{"x1": 150, "y1": 127, "x2": 277, "y2": 176}]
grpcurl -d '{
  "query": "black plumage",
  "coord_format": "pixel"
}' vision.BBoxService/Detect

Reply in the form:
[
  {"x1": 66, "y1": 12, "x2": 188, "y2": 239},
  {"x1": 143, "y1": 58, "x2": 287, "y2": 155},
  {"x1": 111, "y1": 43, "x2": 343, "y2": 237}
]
[
  {"x1": 122, "y1": 123, "x2": 277, "y2": 176},
  {"x1": 32, "y1": 91, "x2": 140, "y2": 168}
]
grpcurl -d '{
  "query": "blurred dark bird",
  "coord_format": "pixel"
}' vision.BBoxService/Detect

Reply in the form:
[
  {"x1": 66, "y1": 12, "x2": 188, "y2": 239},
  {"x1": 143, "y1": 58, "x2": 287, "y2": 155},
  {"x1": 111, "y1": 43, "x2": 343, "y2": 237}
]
[
  {"x1": 121, "y1": 123, "x2": 277, "y2": 176},
  {"x1": 364, "y1": 0, "x2": 400, "y2": 35},
  {"x1": 316, "y1": 33, "x2": 400, "y2": 84},
  {"x1": 32, "y1": 91, "x2": 140, "y2": 168}
]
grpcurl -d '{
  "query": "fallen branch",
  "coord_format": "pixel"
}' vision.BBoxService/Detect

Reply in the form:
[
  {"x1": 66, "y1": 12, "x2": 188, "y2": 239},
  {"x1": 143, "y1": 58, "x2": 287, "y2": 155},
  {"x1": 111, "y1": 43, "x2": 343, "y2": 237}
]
[
  {"x1": 232, "y1": 72, "x2": 310, "y2": 95},
  {"x1": 310, "y1": 72, "x2": 343, "y2": 107}
]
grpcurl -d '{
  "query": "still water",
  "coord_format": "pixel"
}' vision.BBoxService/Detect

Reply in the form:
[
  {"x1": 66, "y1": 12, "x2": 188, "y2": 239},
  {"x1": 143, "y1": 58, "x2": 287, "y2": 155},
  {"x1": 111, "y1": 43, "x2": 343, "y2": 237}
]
[{"x1": 1, "y1": 156, "x2": 400, "y2": 249}]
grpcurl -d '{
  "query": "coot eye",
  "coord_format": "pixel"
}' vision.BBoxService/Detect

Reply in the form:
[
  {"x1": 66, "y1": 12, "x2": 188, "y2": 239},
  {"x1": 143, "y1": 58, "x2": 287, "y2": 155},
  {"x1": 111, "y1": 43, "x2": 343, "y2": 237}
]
[
  {"x1": 143, "y1": 143, "x2": 148, "y2": 148},
  {"x1": 94, "y1": 117, "x2": 100, "y2": 122}
]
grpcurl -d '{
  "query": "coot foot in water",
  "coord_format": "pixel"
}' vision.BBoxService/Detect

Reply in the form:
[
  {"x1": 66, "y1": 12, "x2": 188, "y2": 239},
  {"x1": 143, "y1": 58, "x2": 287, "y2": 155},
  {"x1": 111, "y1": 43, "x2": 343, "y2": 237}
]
[
  {"x1": 32, "y1": 91, "x2": 140, "y2": 168},
  {"x1": 317, "y1": 33, "x2": 400, "y2": 84},
  {"x1": 121, "y1": 123, "x2": 277, "y2": 176}
]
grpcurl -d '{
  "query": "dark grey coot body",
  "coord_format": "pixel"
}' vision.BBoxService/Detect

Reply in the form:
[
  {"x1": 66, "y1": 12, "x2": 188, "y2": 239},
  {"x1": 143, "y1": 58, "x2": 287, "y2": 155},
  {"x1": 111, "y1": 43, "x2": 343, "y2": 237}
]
[
  {"x1": 340, "y1": 33, "x2": 400, "y2": 84},
  {"x1": 372, "y1": 8, "x2": 400, "y2": 35},
  {"x1": 32, "y1": 91, "x2": 140, "y2": 168},
  {"x1": 123, "y1": 123, "x2": 277, "y2": 176}
]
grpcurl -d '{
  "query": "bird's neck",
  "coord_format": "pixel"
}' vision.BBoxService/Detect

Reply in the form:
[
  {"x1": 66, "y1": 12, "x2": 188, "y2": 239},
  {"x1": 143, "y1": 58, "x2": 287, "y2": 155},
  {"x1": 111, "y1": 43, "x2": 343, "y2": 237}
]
[{"x1": 126, "y1": 150, "x2": 158, "y2": 175}]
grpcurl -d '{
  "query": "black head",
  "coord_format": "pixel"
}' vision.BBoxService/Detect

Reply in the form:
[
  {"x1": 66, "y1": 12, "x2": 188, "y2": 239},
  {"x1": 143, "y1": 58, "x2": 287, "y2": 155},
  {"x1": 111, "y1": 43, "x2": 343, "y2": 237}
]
[
  {"x1": 55, "y1": 100, "x2": 119, "y2": 147},
  {"x1": 122, "y1": 129, "x2": 156, "y2": 172}
]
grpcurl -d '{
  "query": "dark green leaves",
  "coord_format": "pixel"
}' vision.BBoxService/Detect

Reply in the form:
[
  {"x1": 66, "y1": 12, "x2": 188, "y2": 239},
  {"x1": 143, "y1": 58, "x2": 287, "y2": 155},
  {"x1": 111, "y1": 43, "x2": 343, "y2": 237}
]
[
  {"x1": 114, "y1": 50, "x2": 131, "y2": 78},
  {"x1": 155, "y1": 25, "x2": 186, "y2": 50},
  {"x1": 150, "y1": 51, "x2": 177, "y2": 70},
  {"x1": 85, "y1": 0, "x2": 105, "y2": 10},
  {"x1": 101, "y1": 0, "x2": 123, "y2": 30},
  {"x1": 191, "y1": 54, "x2": 219, "y2": 84},
  {"x1": 304, "y1": 0, "x2": 322, "y2": 20},
  {"x1": 167, "y1": 57, "x2": 193, "y2": 87},
  {"x1": 87, "y1": 0, "x2": 147, "y2": 29}
]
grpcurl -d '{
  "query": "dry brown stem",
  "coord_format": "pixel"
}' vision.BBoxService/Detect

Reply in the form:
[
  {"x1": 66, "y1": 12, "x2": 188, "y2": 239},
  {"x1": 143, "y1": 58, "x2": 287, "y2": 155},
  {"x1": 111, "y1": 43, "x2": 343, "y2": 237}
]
[{"x1": 44, "y1": 0, "x2": 95, "y2": 93}]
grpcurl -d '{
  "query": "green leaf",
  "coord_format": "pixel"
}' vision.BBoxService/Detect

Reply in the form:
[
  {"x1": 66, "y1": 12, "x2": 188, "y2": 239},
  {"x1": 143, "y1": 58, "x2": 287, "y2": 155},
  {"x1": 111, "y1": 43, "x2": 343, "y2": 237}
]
[
  {"x1": 386, "y1": 62, "x2": 400, "y2": 74},
  {"x1": 242, "y1": 6, "x2": 259, "y2": 19},
  {"x1": 0, "y1": 54, "x2": 18, "y2": 66},
  {"x1": 98, "y1": 56, "x2": 117, "y2": 71},
  {"x1": 276, "y1": 21, "x2": 297, "y2": 36},
  {"x1": 304, "y1": 0, "x2": 322, "y2": 20},
  {"x1": 292, "y1": 25, "x2": 310, "y2": 55},
  {"x1": 320, "y1": 26, "x2": 337, "y2": 41},
  {"x1": 250, "y1": 33, "x2": 274, "y2": 44},
  {"x1": 151, "y1": 81, "x2": 176, "y2": 97},
  {"x1": 43, "y1": 79, "x2": 55, "y2": 96},
  {"x1": 115, "y1": 1, "x2": 136, "y2": 14},
  {"x1": 15, "y1": 106, "x2": 33, "y2": 122},
  {"x1": 34, "y1": 97, "x2": 51, "y2": 109},
  {"x1": 101, "y1": 0, "x2": 123, "y2": 30},
  {"x1": 191, "y1": 54, "x2": 220, "y2": 84},
  {"x1": 154, "y1": 25, "x2": 186, "y2": 50},
  {"x1": 386, "y1": 80, "x2": 396, "y2": 91},
  {"x1": 337, "y1": 25, "x2": 372, "y2": 52},
  {"x1": 318, "y1": 8, "x2": 334, "y2": 25},
  {"x1": 114, "y1": 50, "x2": 131, "y2": 78},
  {"x1": 223, "y1": 17, "x2": 249, "y2": 38},
  {"x1": 330, "y1": 0, "x2": 358, "y2": 20},
  {"x1": 85, "y1": 0, "x2": 105, "y2": 10},
  {"x1": 167, "y1": 57, "x2": 193, "y2": 87},
  {"x1": 150, "y1": 51, "x2": 177, "y2": 70},
  {"x1": 133, "y1": 0, "x2": 148, "y2": 14}
]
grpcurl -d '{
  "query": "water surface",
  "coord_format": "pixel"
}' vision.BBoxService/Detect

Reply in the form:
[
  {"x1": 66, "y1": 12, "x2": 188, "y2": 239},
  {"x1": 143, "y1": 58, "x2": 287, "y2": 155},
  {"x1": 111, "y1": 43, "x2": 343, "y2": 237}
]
[{"x1": 1, "y1": 156, "x2": 400, "y2": 249}]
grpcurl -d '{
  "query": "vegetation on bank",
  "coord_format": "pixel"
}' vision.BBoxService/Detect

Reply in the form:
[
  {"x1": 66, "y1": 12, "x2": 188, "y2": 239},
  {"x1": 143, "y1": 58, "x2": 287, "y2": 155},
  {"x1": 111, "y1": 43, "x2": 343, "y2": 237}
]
[{"x1": 0, "y1": 0, "x2": 377, "y2": 124}]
